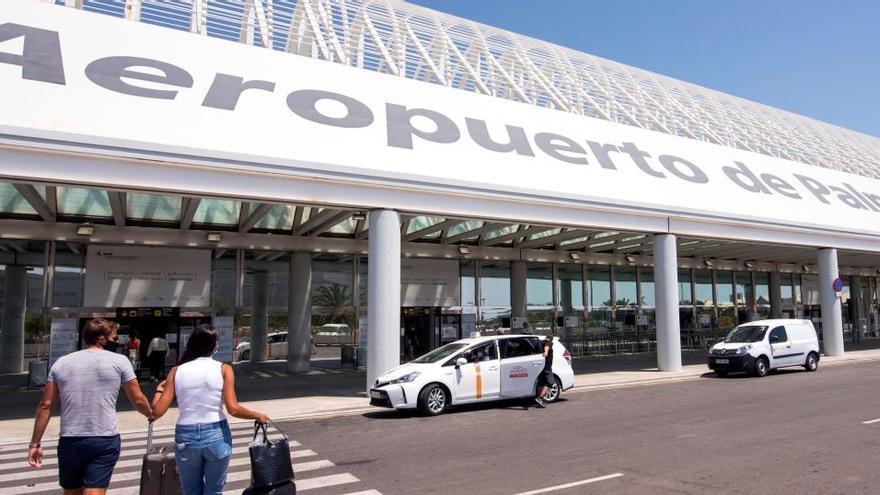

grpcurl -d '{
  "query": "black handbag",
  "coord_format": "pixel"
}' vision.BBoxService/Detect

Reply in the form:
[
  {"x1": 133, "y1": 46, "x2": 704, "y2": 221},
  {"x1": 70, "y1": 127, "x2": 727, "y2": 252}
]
[{"x1": 249, "y1": 421, "x2": 295, "y2": 489}]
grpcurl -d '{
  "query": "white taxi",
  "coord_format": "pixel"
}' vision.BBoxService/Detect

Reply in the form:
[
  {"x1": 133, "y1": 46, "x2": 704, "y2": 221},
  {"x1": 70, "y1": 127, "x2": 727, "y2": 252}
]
[{"x1": 370, "y1": 334, "x2": 575, "y2": 415}]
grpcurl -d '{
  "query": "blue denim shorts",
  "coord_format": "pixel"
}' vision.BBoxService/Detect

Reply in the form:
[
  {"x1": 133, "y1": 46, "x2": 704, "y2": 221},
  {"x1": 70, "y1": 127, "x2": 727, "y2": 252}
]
[{"x1": 57, "y1": 435, "x2": 121, "y2": 489}]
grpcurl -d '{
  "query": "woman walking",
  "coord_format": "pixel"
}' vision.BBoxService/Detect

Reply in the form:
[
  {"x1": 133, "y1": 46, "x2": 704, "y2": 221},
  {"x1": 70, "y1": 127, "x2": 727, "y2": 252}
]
[{"x1": 151, "y1": 324, "x2": 268, "y2": 495}]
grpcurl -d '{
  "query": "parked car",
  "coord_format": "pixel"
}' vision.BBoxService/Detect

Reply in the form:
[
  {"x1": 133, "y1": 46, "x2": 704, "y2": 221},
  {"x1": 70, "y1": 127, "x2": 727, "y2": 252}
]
[
  {"x1": 369, "y1": 334, "x2": 574, "y2": 415},
  {"x1": 234, "y1": 332, "x2": 288, "y2": 361},
  {"x1": 313, "y1": 323, "x2": 353, "y2": 346},
  {"x1": 707, "y1": 319, "x2": 820, "y2": 377}
]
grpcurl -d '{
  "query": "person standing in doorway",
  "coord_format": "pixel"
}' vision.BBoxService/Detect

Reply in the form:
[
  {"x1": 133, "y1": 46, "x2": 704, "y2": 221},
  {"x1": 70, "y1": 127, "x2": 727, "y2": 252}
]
[
  {"x1": 27, "y1": 318, "x2": 153, "y2": 494},
  {"x1": 534, "y1": 335, "x2": 555, "y2": 408},
  {"x1": 146, "y1": 334, "x2": 169, "y2": 382},
  {"x1": 521, "y1": 321, "x2": 533, "y2": 335},
  {"x1": 126, "y1": 331, "x2": 141, "y2": 372},
  {"x1": 151, "y1": 324, "x2": 268, "y2": 495}
]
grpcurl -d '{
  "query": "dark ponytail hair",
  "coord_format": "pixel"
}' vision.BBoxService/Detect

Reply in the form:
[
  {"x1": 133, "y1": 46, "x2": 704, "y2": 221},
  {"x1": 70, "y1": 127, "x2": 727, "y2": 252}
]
[{"x1": 180, "y1": 324, "x2": 218, "y2": 365}]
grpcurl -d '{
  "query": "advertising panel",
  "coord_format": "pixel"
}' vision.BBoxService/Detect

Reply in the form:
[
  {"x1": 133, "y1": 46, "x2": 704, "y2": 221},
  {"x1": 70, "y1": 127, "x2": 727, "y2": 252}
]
[
  {"x1": 213, "y1": 316, "x2": 234, "y2": 363},
  {"x1": 48, "y1": 318, "x2": 78, "y2": 370},
  {"x1": 84, "y1": 245, "x2": 211, "y2": 308}
]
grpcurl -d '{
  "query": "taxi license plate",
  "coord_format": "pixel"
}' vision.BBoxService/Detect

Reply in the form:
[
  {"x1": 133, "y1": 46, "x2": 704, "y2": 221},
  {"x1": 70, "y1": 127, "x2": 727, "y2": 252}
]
[
  {"x1": 716, "y1": 358, "x2": 729, "y2": 364},
  {"x1": 370, "y1": 390, "x2": 384, "y2": 399}
]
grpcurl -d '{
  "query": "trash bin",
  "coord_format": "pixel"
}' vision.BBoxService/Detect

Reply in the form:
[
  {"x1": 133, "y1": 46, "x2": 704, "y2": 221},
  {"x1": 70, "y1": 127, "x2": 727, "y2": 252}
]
[
  {"x1": 27, "y1": 360, "x2": 48, "y2": 389},
  {"x1": 340, "y1": 344, "x2": 356, "y2": 368}
]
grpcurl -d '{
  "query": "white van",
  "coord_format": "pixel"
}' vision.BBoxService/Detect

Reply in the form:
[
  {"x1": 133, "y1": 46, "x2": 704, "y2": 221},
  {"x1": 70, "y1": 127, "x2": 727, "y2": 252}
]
[{"x1": 707, "y1": 319, "x2": 820, "y2": 377}]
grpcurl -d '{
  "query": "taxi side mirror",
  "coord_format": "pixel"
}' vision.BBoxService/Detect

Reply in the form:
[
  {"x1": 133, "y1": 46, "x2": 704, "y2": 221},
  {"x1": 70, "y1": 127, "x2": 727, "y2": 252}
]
[{"x1": 455, "y1": 357, "x2": 467, "y2": 368}]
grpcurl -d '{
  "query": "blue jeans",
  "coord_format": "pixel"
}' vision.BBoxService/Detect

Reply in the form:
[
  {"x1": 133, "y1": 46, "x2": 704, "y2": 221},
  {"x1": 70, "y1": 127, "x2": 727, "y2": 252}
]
[{"x1": 174, "y1": 420, "x2": 233, "y2": 495}]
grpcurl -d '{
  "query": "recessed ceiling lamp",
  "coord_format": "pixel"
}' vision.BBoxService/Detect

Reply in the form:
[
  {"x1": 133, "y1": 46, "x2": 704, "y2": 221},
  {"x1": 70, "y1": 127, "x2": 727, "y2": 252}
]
[
  {"x1": 458, "y1": 245, "x2": 470, "y2": 255},
  {"x1": 624, "y1": 254, "x2": 637, "y2": 263},
  {"x1": 703, "y1": 259, "x2": 714, "y2": 267},
  {"x1": 569, "y1": 252, "x2": 581, "y2": 260},
  {"x1": 206, "y1": 232, "x2": 222, "y2": 242},
  {"x1": 743, "y1": 261, "x2": 755, "y2": 268}
]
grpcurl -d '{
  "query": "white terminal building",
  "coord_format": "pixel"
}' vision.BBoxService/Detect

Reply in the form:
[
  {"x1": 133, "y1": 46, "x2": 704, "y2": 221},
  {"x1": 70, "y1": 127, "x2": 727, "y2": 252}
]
[{"x1": 1, "y1": 0, "x2": 879, "y2": 388}]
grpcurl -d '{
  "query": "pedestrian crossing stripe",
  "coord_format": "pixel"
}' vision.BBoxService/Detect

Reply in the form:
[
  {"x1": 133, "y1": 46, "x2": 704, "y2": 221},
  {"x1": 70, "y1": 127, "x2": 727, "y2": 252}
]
[{"x1": 0, "y1": 426, "x2": 381, "y2": 495}]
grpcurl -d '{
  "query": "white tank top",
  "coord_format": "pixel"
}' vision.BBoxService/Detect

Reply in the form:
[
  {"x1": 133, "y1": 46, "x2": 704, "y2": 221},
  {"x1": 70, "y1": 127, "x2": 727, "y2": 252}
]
[{"x1": 174, "y1": 357, "x2": 226, "y2": 425}]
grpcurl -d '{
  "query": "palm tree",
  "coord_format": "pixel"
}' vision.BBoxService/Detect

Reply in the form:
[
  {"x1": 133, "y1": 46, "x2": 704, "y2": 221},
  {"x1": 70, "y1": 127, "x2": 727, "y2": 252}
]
[{"x1": 312, "y1": 284, "x2": 352, "y2": 324}]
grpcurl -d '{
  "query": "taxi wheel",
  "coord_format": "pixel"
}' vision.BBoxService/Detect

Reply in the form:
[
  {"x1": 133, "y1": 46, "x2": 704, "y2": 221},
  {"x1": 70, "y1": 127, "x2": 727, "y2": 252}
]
[
  {"x1": 418, "y1": 384, "x2": 448, "y2": 416},
  {"x1": 542, "y1": 378, "x2": 561, "y2": 403}
]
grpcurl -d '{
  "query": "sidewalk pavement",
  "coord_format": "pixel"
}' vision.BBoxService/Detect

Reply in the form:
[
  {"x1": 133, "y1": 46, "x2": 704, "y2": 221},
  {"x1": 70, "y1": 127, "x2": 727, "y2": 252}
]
[{"x1": 3, "y1": 344, "x2": 880, "y2": 445}]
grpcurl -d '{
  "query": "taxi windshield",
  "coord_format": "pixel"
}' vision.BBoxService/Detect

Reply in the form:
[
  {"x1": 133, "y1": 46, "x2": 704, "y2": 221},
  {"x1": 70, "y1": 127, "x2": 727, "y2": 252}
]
[
  {"x1": 411, "y1": 343, "x2": 469, "y2": 363},
  {"x1": 725, "y1": 325, "x2": 767, "y2": 343}
]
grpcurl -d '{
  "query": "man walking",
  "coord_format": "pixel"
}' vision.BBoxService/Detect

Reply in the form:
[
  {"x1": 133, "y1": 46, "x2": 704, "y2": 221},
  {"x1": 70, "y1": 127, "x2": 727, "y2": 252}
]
[
  {"x1": 146, "y1": 333, "x2": 169, "y2": 382},
  {"x1": 534, "y1": 334, "x2": 555, "y2": 408},
  {"x1": 28, "y1": 318, "x2": 153, "y2": 495}
]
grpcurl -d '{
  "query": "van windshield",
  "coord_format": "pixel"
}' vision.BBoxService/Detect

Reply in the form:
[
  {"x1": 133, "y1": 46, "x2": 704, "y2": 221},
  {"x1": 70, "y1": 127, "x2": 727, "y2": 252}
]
[
  {"x1": 725, "y1": 325, "x2": 767, "y2": 343},
  {"x1": 411, "y1": 343, "x2": 469, "y2": 363}
]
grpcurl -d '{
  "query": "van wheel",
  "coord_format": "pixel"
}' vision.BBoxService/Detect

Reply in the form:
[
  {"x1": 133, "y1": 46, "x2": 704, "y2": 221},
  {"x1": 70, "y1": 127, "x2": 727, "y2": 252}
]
[
  {"x1": 240, "y1": 350, "x2": 250, "y2": 361},
  {"x1": 542, "y1": 376, "x2": 561, "y2": 403},
  {"x1": 418, "y1": 384, "x2": 448, "y2": 416},
  {"x1": 804, "y1": 352, "x2": 819, "y2": 372},
  {"x1": 753, "y1": 357, "x2": 769, "y2": 377}
]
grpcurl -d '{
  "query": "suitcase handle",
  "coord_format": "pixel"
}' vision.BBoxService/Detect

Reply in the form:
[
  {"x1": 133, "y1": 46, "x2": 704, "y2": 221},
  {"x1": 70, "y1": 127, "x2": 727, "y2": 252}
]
[{"x1": 147, "y1": 421, "x2": 153, "y2": 453}]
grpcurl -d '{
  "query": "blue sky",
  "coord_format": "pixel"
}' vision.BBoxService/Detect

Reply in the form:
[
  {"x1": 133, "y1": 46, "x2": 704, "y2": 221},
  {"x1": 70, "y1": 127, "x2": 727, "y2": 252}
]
[{"x1": 407, "y1": 0, "x2": 880, "y2": 138}]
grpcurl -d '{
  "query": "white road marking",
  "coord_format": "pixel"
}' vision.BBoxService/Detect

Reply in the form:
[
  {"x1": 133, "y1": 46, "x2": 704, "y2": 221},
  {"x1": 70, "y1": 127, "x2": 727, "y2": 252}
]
[
  {"x1": 341, "y1": 490, "x2": 384, "y2": 495},
  {"x1": 0, "y1": 439, "x2": 302, "y2": 466},
  {"x1": 0, "y1": 450, "x2": 315, "y2": 483},
  {"x1": 513, "y1": 473, "x2": 624, "y2": 495},
  {"x1": 0, "y1": 458, "x2": 332, "y2": 495},
  {"x1": 0, "y1": 421, "x2": 271, "y2": 451},
  {"x1": 862, "y1": 418, "x2": 880, "y2": 424},
  {"x1": 109, "y1": 459, "x2": 336, "y2": 495}
]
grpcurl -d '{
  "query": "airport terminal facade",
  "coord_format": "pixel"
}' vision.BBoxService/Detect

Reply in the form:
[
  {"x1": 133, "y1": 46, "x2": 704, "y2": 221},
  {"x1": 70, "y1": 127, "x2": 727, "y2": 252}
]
[{"x1": 1, "y1": 0, "x2": 879, "y2": 388}]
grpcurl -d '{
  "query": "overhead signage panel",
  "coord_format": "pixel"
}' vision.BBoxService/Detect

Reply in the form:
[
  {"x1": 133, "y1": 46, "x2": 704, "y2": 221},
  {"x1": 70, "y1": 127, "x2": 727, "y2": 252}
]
[
  {"x1": 84, "y1": 245, "x2": 211, "y2": 308},
  {"x1": 1, "y1": 0, "x2": 879, "y2": 237}
]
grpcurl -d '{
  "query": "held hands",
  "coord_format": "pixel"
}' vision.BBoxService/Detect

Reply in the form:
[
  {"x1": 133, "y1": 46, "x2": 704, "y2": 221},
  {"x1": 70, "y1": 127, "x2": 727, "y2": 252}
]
[{"x1": 27, "y1": 446, "x2": 43, "y2": 468}]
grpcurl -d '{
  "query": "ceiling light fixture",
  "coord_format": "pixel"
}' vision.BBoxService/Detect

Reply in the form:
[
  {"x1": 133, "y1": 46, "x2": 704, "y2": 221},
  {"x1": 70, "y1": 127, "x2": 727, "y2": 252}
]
[
  {"x1": 801, "y1": 264, "x2": 810, "y2": 272},
  {"x1": 76, "y1": 223, "x2": 94, "y2": 236},
  {"x1": 458, "y1": 245, "x2": 470, "y2": 255},
  {"x1": 703, "y1": 259, "x2": 714, "y2": 267},
  {"x1": 624, "y1": 254, "x2": 637, "y2": 263},
  {"x1": 352, "y1": 211, "x2": 366, "y2": 221},
  {"x1": 206, "y1": 232, "x2": 222, "y2": 243},
  {"x1": 743, "y1": 261, "x2": 754, "y2": 268},
  {"x1": 569, "y1": 252, "x2": 581, "y2": 260}
]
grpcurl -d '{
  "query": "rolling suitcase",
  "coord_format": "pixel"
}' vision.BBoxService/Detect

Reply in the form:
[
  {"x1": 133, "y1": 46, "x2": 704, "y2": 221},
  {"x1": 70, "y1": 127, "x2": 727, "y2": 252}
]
[{"x1": 139, "y1": 422, "x2": 181, "y2": 495}]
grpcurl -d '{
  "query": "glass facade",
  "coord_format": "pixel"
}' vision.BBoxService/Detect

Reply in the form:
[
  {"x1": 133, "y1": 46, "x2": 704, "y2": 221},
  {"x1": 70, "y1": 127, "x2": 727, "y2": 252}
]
[{"x1": 0, "y1": 234, "x2": 877, "y2": 374}]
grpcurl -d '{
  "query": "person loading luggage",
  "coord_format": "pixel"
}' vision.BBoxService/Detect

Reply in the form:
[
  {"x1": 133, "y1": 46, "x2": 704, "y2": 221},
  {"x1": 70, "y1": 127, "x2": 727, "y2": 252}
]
[{"x1": 151, "y1": 324, "x2": 269, "y2": 495}]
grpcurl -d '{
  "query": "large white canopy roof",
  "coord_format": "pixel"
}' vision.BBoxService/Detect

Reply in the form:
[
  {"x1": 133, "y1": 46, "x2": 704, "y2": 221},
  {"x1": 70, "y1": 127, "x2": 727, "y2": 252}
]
[{"x1": 60, "y1": 0, "x2": 880, "y2": 178}]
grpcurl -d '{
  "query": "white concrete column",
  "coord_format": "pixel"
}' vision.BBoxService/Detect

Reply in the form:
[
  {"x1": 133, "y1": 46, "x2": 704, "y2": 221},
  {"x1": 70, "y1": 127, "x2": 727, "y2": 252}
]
[
  {"x1": 367, "y1": 210, "x2": 400, "y2": 391},
  {"x1": 250, "y1": 270, "x2": 269, "y2": 362},
  {"x1": 510, "y1": 261, "x2": 527, "y2": 320},
  {"x1": 0, "y1": 265, "x2": 27, "y2": 374},
  {"x1": 769, "y1": 271, "x2": 782, "y2": 319},
  {"x1": 654, "y1": 234, "x2": 682, "y2": 372},
  {"x1": 818, "y1": 248, "x2": 844, "y2": 356},
  {"x1": 287, "y1": 252, "x2": 312, "y2": 373}
]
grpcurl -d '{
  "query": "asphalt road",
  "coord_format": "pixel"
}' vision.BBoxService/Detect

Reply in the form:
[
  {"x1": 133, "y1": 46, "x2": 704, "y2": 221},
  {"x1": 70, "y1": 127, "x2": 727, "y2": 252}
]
[{"x1": 279, "y1": 360, "x2": 880, "y2": 495}]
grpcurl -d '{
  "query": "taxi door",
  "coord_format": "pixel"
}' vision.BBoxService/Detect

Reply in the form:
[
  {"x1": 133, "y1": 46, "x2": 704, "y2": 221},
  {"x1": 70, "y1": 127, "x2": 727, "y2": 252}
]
[
  {"x1": 453, "y1": 341, "x2": 500, "y2": 402},
  {"x1": 499, "y1": 337, "x2": 544, "y2": 398}
]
